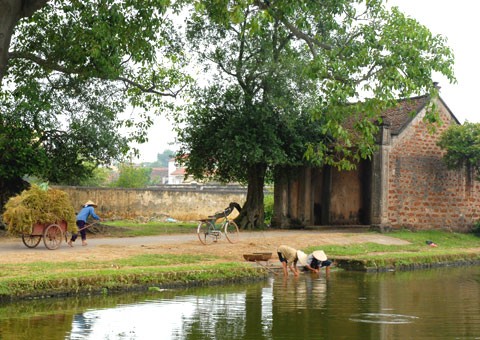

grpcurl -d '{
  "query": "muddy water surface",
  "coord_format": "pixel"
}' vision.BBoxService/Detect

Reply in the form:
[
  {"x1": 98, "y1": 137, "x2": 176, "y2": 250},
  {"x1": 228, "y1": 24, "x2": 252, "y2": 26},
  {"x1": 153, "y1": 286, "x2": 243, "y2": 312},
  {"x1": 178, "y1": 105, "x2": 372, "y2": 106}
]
[{"x1": 0, "y1": 266, "x2": 479, "y2": 339}]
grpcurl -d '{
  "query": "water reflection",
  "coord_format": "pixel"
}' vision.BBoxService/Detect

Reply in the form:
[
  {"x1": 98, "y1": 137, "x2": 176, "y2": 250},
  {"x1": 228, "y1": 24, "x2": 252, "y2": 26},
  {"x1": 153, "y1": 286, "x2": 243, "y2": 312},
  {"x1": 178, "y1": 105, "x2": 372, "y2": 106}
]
[
  {"x1": 349, "y1": 313, "x2": 419, "y2": 324},
  {"x1": 0, "y1": 267, "x2": 479, "y2": 339}
]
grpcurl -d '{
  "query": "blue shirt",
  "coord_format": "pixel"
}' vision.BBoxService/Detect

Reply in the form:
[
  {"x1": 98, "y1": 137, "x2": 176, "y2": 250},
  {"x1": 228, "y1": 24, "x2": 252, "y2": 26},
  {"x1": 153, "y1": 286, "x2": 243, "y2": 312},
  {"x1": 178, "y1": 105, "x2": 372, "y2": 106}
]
[{"x1": 76, "y1": 206, "x2": 100, "y2": 222}]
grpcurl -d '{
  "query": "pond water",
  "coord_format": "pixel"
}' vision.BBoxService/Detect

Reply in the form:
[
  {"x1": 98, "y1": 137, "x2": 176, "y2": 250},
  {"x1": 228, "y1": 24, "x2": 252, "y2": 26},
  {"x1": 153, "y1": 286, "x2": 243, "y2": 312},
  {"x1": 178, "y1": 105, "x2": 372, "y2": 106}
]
[{"x1": 0, "y1": 266, "x2": 479, "y2": 339}]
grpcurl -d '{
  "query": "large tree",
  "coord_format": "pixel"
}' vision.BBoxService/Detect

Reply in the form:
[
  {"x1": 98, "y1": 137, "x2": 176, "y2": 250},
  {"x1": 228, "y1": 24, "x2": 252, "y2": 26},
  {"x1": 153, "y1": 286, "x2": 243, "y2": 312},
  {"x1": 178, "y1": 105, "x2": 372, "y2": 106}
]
[
  {"x1": 0, "y1": 0, "x2": 188, "y2": 209},
  {"x1": 0, "y1": 0, "x2": 47, "y2": 83},
  {"x1": 176, "y1": 0, "x2": 455, "y2": 228},
  {"x1": 177, "y1": 86, "x2": 330, "y2": 228}
]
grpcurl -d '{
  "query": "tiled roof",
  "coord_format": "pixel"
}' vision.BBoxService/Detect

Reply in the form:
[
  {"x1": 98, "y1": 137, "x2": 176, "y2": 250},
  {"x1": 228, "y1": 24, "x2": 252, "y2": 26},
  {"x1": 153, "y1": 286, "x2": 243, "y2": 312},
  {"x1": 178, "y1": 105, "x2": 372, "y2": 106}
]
[
  {"x1": 171, "y1": 168, "x2": 186, "y2": 176},
  {"x1": 151, "y1": 167, "x2": 168, "y2": 178},
  {"x1": 381, "y1": 95, "x2": 430, "y2": 134}
]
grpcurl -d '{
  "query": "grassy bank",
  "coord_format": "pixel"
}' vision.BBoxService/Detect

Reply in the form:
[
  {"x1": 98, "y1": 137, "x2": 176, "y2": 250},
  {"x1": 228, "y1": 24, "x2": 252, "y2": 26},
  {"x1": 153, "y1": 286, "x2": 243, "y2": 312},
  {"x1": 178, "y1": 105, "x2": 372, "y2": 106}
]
[
  {"x1": 1, "y1": 227, "x2": 479, "y2": 301},
  {"x1": 304, "y1": 229, "x2": 480, "y2": 271},
  {"x1": 0, "y1": 253, "x2": 265, "y2": 301}
]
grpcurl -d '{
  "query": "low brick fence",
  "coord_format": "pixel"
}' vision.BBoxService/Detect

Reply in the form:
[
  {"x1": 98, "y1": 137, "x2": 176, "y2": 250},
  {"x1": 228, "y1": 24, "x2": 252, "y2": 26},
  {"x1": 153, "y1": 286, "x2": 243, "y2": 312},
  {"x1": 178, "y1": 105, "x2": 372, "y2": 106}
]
[{"x1": 55, "y1": 185, "x2": 248, "y2": 221}]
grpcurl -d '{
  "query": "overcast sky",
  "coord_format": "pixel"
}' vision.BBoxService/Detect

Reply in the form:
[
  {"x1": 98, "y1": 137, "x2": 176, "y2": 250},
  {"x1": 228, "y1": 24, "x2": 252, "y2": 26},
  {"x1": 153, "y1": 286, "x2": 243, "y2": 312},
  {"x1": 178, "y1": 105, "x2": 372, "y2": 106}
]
[
  {"x1": 136, "y1": 0, "x2": 480, "y2": 162},
  {"x1": 389, "y1": 0, "x2": 479, "y2": 124}
]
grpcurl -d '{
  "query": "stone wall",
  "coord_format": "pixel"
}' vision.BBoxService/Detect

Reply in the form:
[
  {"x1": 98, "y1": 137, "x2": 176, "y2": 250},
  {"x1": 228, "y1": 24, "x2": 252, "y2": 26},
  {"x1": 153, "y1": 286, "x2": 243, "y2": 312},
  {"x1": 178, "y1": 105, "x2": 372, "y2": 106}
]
[
  {"x1": 55, "y1": 185, "x2": 248, "y2": 221},
  {"x1": 387, "y1": 98, "x2": 480, "y2": 230}
]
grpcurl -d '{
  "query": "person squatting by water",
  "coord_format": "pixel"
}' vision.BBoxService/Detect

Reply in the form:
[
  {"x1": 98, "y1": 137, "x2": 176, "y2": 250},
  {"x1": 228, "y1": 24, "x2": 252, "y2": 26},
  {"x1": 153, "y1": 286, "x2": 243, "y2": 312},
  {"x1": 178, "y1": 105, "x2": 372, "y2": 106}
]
[
  {"x1": 302, "y1": 250, "x2": 332, "y2": 275},
  {"x1": 277, "y1": 245, "x2": 303, "y2": 277},
  {"x1": 68, "y1": 200, "x2": 101, "y2": 247},
  {"x1": 277, "y1": 245, "x2": 332, "y2": 277}
]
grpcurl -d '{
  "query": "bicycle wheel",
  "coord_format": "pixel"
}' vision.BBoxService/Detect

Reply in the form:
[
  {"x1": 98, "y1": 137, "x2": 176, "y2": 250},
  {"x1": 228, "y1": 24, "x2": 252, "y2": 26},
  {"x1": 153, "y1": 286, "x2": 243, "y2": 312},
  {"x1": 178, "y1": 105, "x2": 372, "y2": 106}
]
[
  {"x1": 224, "y1": 220, "x2": 240, "y2": 244},
  {"x1": 197, "y1": 221, "x2": 216, "y2": 245}
]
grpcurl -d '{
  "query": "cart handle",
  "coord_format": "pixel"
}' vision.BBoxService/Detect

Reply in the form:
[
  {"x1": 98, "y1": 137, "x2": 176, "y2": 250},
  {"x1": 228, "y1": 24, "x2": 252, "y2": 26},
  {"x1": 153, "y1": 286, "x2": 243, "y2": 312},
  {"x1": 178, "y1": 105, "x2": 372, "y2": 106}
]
[{"x1": 77, "y1": 221, "x2": 100, "y2": 232}]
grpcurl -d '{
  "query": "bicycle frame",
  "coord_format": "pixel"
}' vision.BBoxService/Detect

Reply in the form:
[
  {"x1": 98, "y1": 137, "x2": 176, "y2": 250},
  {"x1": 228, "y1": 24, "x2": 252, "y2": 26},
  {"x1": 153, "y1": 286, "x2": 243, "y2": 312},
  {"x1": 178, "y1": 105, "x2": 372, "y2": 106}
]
[{"x1": 197, "y1": 213, "x2": 240, "y2": 245}]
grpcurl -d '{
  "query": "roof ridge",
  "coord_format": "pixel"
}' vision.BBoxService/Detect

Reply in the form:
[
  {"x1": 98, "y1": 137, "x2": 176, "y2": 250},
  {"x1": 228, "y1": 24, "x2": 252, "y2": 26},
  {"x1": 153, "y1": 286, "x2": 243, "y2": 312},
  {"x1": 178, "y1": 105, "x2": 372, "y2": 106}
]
[{"x1": 381, "y1": 95, "x2": 430, "y2": 134}]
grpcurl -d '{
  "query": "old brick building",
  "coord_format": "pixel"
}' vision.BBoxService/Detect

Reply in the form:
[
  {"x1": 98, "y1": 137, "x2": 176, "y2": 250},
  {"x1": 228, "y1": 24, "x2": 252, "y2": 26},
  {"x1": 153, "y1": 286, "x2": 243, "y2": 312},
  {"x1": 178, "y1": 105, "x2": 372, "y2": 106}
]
[{"x1": 272, "y1": 95, "x2": 480, "y2": 231}]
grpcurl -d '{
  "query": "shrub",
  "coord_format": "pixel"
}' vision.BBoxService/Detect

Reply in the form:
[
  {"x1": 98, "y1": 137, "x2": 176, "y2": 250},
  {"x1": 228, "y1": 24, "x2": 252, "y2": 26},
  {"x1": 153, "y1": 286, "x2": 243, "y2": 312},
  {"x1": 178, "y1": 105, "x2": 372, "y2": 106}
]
[
  {"x1": 264, "y1": 194, "x2": 274, "y2": 226},
  {"x1": 472, "y1": 220, "x2": 480, "y2": 236}
]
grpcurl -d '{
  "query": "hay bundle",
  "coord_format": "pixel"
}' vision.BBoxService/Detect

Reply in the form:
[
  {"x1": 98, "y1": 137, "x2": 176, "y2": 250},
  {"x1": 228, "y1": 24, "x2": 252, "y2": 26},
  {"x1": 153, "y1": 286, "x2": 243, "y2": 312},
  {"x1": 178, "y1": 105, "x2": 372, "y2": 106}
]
[{"x1": 2, "y1": 185, "x2": 77, "y2": 234}]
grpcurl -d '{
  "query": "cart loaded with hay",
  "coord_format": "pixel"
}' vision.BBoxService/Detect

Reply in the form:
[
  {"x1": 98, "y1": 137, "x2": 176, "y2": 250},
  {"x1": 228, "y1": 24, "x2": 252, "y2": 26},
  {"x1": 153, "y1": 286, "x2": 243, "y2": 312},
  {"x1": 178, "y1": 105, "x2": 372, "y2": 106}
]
[{"x1": 2, "y1": 185, "x2": 77, "y2": 250}]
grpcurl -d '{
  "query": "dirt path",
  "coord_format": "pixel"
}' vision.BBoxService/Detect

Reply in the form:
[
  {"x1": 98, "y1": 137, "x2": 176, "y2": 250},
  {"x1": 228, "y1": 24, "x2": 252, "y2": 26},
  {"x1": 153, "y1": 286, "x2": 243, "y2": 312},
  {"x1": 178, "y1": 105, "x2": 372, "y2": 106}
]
[{"x1": 0, "y1": 229, "x2": 410, "y2": 264}]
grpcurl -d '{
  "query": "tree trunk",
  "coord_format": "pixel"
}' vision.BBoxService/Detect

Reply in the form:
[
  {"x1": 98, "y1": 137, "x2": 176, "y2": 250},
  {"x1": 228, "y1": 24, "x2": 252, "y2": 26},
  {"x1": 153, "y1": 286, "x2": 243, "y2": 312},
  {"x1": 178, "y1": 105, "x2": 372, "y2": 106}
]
[
  {"x1": 0, "y1": 0, "x2": 48, "y2": 85},
  {"x1": 235, "y1": 163, "x2": 266, "y2": 229},
  {"x1": 271, "y1": 166, "x2": 289, "y2": 228}
]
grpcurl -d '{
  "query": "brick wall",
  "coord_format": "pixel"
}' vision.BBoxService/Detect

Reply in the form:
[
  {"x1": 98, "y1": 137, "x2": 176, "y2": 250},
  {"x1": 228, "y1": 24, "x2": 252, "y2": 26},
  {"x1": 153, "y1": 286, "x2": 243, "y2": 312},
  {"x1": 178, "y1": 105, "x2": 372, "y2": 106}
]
[
  {"x1": 55, "y1": 185, "x2": 248, "y2": 221},
  {"x1": 387, "y1": 99, "x2": 480, "y2": 230}
]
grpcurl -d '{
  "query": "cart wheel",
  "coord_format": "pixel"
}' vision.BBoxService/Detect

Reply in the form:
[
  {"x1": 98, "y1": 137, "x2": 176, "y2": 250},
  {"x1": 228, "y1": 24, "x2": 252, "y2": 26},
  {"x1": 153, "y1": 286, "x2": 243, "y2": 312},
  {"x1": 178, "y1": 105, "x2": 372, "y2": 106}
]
[
  {"x1": 22, "y1": 234, "x2": 42, "y2": 248},
  {"x1": 43, "y1": 224, "x2": 63, "y2": 250}
]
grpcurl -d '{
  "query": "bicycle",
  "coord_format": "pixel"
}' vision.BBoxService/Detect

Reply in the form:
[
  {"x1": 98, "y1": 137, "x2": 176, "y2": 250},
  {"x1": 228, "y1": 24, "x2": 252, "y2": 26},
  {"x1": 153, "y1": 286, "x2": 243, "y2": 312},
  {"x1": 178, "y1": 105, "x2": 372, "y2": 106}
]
[{"x1": 197, "y1": 202, "x2": 241, "y2": 245}]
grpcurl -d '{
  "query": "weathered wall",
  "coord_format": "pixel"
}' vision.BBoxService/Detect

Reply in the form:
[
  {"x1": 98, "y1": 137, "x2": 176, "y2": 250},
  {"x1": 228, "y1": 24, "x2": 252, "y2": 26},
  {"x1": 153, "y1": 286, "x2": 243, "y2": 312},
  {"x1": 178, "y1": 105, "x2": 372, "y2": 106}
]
[
  {"x1": 55, "y1": 185, "x2": 248, "y2": 221},
  {"x1": 272, "y1": 167, "x2": 308, "y2": 227},
  {"x1": 329, "y1": 163, "x2": 369, "y2": 225},
  {"x1": 330, "y1": 168, "x2": 361, "y2": 224},
  {"x1": 387, "y1": 98, "x2": 480, "y2": 230},
  {"x1": 272, "y1": 164, "x2": 369, "y2": 227}
]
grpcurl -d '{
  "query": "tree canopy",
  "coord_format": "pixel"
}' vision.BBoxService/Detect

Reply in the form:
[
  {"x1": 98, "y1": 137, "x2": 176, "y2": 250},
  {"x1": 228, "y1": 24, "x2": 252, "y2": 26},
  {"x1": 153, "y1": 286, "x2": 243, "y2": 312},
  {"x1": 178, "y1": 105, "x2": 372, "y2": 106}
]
[
  {"x1": 176, "y1": 0, "x2": 455, "y2": 228},
  {"x1": 154, "y1": 149, "x2": 176, "y2": 167},
  {"x1": 112, "y1": 163, "x2": 152, "y2": 188},
  {"x1": 0, "y1": 0, "x2": 188, "y2": 208},
  {"x1": 1, "y1": 0, "x2": 457, "y2": 229}
]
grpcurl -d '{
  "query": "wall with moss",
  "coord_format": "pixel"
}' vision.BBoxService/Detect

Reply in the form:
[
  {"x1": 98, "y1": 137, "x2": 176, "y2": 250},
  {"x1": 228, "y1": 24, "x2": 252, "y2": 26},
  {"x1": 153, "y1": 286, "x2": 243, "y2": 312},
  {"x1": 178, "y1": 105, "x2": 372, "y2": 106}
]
[{"x1": 55, "y1": 185, "x2": 248, "y2": 221}]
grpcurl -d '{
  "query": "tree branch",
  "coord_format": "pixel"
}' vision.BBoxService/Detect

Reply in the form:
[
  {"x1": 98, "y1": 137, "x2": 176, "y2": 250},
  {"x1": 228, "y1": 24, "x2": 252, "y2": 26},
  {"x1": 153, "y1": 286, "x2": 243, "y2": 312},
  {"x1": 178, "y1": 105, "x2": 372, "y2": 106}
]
[
  {"x1": 279, "y1": 18, "x2": 332, "y2": 57},
  {"x1": 20, "y1": 0, "x2": 49, "y2": 18},
  {"x1": 253, "y1": 0, "x2": 332, "y2": 57},
  {"x1": 0, "y1": 0, "x2": 49, "y2": 84},
  {"x1": 118, "y1": 76, "x2": 186, "y2": 98},
  {"x1": 9, "y1": 51, "x2": 184, "y2": 97}
]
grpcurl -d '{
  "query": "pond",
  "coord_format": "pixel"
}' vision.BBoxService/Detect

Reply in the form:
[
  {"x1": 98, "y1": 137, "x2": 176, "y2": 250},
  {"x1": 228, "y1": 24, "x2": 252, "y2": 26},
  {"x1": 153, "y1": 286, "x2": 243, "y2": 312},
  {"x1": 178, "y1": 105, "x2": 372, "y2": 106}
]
[{"x1": 0, "y1": 266, "x2": 479, "y2": 339}]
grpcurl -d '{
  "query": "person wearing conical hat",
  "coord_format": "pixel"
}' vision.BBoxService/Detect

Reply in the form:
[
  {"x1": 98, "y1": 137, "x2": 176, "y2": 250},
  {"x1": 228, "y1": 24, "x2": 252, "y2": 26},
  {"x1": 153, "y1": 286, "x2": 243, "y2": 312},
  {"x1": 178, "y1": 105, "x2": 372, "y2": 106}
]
[
  {"x1": 68, "y1": 200, "x2": 101, "y2": 247},
  {"x1": 277, "y1": 245, "x2": 309, "y2": 277},
  {"x1": 303, "y1": 250, "x2": 332, "y2": 275}
]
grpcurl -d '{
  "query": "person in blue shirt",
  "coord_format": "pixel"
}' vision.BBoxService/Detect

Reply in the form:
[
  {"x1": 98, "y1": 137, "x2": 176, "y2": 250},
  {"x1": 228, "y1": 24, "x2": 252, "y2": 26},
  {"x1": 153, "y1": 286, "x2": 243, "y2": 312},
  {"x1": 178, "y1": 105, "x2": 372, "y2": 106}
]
[{"x1": 68, "y1": 200, "x2": 101, "y2": 247}]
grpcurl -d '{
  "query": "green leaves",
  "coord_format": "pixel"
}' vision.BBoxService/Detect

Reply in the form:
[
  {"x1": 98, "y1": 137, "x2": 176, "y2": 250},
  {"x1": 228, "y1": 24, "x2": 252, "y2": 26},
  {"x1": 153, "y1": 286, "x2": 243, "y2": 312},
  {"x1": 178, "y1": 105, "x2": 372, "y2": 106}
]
[
  {"x1": 0, "y1": 0, "x2": 457, "y2": 206},
  {"x1": 112, "y1": 163, "x2": 153, "y2": 188},
  {"x1": 437, "y1": 122, "x2": 480, "y2": 179},
  {"x1": 1, "y1": 0, "x2": 190, "y2": 191}
]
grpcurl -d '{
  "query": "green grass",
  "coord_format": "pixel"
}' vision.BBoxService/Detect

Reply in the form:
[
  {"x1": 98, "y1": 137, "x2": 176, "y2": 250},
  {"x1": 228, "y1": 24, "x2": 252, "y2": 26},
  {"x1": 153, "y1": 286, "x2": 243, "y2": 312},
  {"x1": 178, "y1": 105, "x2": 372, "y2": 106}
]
[
  {"x1": 387, "y1": 229, "x2": 479, "y2": 247},
  {"x1": 2, "y1": 228, "x2": 479, "y2": 299},
  {"x1": 303, "y1": 230, "x2": 480, "y2": 268},
  {"x1": 102, "y1": 220, "x2": 198, "y2": 237},
  {"x1": 0, "y1": 254, "x2": 218, "y2": 278},
  {"x1": 305, "y1": 230, "x2": 480, "y2": 255},
  {"x1": 0, "y1": 254, "x2": 263, "y2": 299}
]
